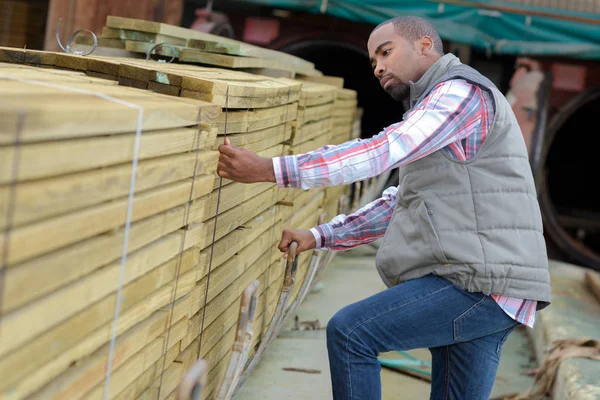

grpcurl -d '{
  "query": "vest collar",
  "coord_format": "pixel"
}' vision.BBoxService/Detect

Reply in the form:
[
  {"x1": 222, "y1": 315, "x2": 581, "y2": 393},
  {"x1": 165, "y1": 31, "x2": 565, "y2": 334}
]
[{"x1": 408, "y1": 53, "x2": 462, "y2": 108}]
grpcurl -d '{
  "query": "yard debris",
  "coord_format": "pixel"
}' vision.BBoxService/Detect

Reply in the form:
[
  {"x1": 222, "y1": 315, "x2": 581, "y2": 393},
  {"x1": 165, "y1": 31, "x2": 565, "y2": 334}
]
[
  {"x1": 282, "y1": 368, "x2": 322, "y2": 374},
  {"x1": 293, "y1": 315, "x2": 323, "y2": 331},
  {"x1": 493, "y1": 338, "x2": 600, "y2": 400}
]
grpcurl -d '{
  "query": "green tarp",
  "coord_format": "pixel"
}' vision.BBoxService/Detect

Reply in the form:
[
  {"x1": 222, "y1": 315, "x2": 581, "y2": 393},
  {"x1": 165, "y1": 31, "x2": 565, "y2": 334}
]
[{"x1": 237, "y1": 0, "x2": 600, "y2": 59}]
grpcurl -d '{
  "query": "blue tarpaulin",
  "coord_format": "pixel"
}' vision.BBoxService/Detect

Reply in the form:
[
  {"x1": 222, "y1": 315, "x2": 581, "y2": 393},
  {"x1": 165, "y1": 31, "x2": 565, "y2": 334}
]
[{"x1": 236, "y1": 0, "x2": 600, "y2": 59}]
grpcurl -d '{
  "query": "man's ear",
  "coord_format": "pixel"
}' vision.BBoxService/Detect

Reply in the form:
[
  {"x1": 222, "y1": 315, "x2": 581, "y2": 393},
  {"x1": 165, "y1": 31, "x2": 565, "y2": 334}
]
[{"x1": 420, "y1": 36, "x2": 434, "y2": 55}]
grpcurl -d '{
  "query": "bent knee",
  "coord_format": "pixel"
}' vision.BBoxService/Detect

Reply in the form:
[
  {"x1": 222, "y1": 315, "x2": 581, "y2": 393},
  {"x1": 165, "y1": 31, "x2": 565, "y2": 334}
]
[{"x1": 326, "y1": 308, "x2": 354, "y2": 340}]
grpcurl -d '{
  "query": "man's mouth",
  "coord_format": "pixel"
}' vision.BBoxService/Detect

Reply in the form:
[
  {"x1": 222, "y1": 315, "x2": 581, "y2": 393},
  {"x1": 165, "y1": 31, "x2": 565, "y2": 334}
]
[{"x1": 380, "y1": 75, "x2": 393, "y2": 89}]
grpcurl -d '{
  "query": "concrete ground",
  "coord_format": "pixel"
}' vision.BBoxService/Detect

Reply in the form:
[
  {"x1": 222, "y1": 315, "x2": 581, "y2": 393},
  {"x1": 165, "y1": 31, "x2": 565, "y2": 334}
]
[{"x1": 234, "y1": 245, "x2": 539, "y2": 400}]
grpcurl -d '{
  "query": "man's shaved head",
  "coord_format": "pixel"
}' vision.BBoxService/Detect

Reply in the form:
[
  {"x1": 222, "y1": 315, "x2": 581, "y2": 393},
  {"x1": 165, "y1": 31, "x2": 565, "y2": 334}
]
[{"x1": 374, "y1": 16, "x2": 444, "y2": 55}]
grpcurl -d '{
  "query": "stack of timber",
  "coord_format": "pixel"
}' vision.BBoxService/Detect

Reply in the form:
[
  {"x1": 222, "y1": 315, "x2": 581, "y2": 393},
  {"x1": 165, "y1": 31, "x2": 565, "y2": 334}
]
[
  {"x1": 331, "y1": 88, "x2": 358, "y2": 145},
  {"x1": 74, "y1": 16, "x2": 321, "y2": 78},
  {"x1": 0, "y1": 62, "x2": 291, "y2": 400},
  {"x1": 0, "y1": 62, "x2": 224, "y2": 400},
  {"x1": 315, "y1": 88, "x2": 360, "y2": 218},
  {"x1": 0, "y1": 35, "x2": 361, "y2": 400}
]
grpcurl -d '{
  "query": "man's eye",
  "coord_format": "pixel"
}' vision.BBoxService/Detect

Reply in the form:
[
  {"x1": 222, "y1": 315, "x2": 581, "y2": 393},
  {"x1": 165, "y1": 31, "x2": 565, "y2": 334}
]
[{"x1": 383, "y1": 49, "x2": 391, "y2": 56}]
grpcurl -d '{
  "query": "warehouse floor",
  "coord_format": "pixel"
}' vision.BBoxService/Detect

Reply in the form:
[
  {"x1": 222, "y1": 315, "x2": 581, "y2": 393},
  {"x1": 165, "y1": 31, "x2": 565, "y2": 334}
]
[{"x1": 234, "y1": 245, "x2": 538, "y2": 400}]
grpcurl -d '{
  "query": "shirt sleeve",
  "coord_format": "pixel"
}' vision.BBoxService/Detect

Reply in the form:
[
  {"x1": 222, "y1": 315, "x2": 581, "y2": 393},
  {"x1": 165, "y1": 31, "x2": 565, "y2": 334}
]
[
  {"x1": 309, "y1": 186, "x2": 398, "y2": 250},
  {"x1": 273, "y1": 79, "x2": 486, "y2": 189}
]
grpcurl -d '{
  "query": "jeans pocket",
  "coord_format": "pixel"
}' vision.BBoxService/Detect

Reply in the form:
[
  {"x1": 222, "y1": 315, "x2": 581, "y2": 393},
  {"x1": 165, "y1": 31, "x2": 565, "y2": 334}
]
[{"x1": 453, "y1": 296, "x2": 519, "y2": 342}]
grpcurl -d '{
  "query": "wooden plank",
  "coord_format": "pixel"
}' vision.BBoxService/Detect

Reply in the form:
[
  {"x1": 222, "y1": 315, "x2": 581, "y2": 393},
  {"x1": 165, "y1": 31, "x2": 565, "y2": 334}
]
[
  {"x1": 198, "y1": 206, "x2": 282, "y2": 272},
  {"x1": 334, "y1": 97, "x2": 358, "y2": 109},
  {"x1": 239, "y1": 67, "x2": 295, "y2": 79},
  {"x1": 86, "y1": 70, "x2": 119, "y2": 81},
  {"x1": 125, "y1": 39, "x2": 182, "y2": 59},
  {"x1": 181, "y1": 88, "x2": 301, "y2": 109},
  {"x1": 284, "y1": 191, "x2": 325, "y2": 229},
  {"x1": 115, "y1": 57, "x2": 303, "y2": 98},
  {"x1": 291, "y1": 118, "x2": 332, "y2": 146},
  {"x1": 0, "y1": 64, "x2": 116, "y2": 85},
  {"x1": 110, "y1": 339, "x2": 183, "y2": 400},
  {"x1": 219, "y1": 122, "x2": 292, "y2": 148},
  {"x1": 74, "y1": 35, "x2": 128, "y2": 49},
  {"x1": 215, "y1": 103, "x2": 298, "y2": 134},
  {"x1": 181, "y1": 74, "x2": 302, "y2": 99},
  {"x1": 116, "y1": 59, "x2": 184, "y2": 87},
  {"x1": 298, "y1": 81, "x2": 336, "y2": 106},
  {"x1": 112, "y1": 340, "x2": 182, "y2": 400},
  {"x1": 88, "y1": 331, "x2": 186, "y2": 400},
  {"x1": 185, "y1": 39, "x2": 313, "y2": 69},
  {"x1": 204, "y1": 181, "x2": 277, "y2": 219},
  {"x1": 202, "y1": 349, "x2": 231, "y2": 400},
  {"x1": 148, "y1": 80, "x2": 182, "y2": 96},
  {"x1": 105, "y1": 16, "x2": 313, "y2": 70},
  {"x1": 102, "y1": 27, "x2": 188, "y2": 46},
  {"x1": 202, "y1": 185, "x2": 283, "y2": 246},
  {"x1": 298, "y1": 74, "x2": 344, "y2": 88},
  {"x1": 1, "y1": 151, "x2": 217, "y2": 228},
  {"x1": 333, "y1": 107, "x2": 356, "y2": 119},
  {"x1": 336, "y1": 87, "x2": 358, "y2": 100},
  {"x1": 178, "y1": 49, "x2": 320, "y2": 77},
  {"x1": 291, "y1": 189, "x2": 325, "y2": 213},
  {"x1": 291, "y1": 134, "x2": 330, "y2": 156},
  {"x1": 0, "y1": 126, "x2": 217, "y2": 184},
  {"x1": 202, "y1": 235, "x2": 279, "y2": 309},
  {"x1": 0, "y1": 46, "x2": 26, "y2": 64},
  {"x1": 189, "y1": 245, "x2": 276, "y2": 328},
  {"x1": 30, "y1": 312, "x2": 188, "y2": 400},
  {"x1": 1, "y1": 274, "x2": 195, "y2": 399},
  {"x1": 297, "y1": 103, "x2": 334, "y2": 125},
  {"x1": 24, "y1": 49, "x2": 58, "y2": 67},
  {"x1": 1, "y1": 197, "x2": 206, "y2": 313}
]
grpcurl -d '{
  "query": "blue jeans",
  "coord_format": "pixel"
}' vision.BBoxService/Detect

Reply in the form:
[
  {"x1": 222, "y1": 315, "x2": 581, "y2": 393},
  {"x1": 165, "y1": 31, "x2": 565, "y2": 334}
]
[{"x1": 326, "y1": 274, "x2": 520, "y2": 400}]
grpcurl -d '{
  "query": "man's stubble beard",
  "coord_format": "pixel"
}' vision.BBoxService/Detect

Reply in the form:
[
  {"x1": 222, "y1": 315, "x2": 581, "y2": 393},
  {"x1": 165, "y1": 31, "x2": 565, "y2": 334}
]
[{"x1": 385, "y1": 82, "x2": 410, "y2": 102}]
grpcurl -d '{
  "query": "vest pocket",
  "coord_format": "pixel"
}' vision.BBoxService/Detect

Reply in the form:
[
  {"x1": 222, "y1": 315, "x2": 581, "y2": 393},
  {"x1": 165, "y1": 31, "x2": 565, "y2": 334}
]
[{"x1": 413, "y1": 200, "x2": 450, "y2": 265}]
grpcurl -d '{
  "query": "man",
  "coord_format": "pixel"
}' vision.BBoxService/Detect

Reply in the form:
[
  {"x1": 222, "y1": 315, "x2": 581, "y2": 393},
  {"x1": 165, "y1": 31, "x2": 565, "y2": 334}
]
[{"x1": 218, "y1": 16, "x2": 551, "y2": 400}]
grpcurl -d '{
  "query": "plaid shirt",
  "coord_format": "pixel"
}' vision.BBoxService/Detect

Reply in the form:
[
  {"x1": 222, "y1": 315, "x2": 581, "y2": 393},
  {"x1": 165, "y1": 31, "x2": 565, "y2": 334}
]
[{"x1": 273, "y1": 79, "x2": 536, "y2": 328}]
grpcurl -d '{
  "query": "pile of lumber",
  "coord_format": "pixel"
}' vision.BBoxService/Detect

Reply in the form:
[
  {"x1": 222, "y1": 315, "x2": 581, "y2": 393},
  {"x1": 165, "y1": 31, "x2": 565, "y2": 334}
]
[
  {"x1": 74, "y1": 16, "x2": 321, "y2": 78},
  {"x1": 0, "y1": 26, "x2": 359, "y2": 399},
  {"x1": 331, "y1": 88, "x2": 359, "y2": 145},
  {"x1": 0, "y1": 62, "x2": 223, "y2": 400}
]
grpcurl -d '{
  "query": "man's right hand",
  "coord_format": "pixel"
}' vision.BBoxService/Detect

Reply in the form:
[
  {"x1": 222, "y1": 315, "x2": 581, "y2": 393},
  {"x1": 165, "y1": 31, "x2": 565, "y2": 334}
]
[
  {"x1": 278, "y1": 228, "x2": 317, "y2": 260},
  {"x1": 217, "y1": 137, "x2": 276, "y2": 183}
]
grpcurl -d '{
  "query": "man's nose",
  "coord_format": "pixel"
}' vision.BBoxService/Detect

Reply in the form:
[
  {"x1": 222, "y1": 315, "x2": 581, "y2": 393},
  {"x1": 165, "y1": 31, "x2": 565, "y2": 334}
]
[{"x1": 374, "y1": 63, "x2": 386, "y2": 78}]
